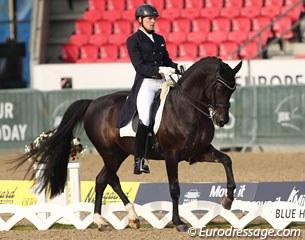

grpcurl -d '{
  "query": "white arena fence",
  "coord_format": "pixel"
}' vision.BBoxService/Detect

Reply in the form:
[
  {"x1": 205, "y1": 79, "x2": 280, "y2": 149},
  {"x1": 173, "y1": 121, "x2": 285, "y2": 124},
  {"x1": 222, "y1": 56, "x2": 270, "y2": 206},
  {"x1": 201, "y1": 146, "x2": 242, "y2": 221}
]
[{"x1": 0, "y1": 164, "x2": 304, "y2": 231}]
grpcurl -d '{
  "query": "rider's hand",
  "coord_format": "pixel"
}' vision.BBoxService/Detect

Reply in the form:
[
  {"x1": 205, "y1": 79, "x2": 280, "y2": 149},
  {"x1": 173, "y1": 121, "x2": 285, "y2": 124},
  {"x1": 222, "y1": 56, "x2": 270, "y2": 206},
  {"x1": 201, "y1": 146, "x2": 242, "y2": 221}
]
[{"x1": 159, "y1": 66, "x2": 176, "y2": 80}]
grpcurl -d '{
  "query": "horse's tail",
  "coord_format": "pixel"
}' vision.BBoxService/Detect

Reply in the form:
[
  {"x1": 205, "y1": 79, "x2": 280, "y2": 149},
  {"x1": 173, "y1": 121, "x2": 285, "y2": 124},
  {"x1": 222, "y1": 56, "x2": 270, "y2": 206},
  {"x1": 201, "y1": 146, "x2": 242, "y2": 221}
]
[{"x1": 13, "y1": 99, "x2": 92, "y2": 198}]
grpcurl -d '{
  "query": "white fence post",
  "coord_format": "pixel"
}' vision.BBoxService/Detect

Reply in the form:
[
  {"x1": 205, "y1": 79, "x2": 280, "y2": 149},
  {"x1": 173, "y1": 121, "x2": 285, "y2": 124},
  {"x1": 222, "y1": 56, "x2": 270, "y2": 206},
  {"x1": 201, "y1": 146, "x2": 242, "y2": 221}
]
[{"x1": 33, "y1": 162, "x2": 81, "y2": 223}]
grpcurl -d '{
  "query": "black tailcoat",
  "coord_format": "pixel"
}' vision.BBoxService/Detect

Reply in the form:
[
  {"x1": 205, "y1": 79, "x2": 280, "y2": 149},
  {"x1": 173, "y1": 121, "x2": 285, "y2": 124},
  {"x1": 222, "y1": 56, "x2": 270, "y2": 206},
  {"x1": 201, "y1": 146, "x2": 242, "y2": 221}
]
[{"x1": 116, "y1": 29, "x2": 177, "y2": 128}]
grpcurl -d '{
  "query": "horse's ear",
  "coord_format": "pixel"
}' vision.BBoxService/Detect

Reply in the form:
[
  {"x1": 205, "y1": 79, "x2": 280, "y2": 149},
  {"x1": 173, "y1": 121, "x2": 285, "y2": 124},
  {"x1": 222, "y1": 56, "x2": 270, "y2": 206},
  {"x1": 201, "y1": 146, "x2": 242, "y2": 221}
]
[{"x1": 233, "y1": 61, "x2": 242, "y2": 75}]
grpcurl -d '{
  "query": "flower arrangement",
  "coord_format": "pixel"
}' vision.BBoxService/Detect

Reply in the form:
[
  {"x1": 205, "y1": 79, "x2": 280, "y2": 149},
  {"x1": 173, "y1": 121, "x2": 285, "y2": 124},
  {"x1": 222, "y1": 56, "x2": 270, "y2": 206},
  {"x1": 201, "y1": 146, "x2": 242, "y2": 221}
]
[{"x1": 25, "y1": 129, "x2": 87, "y2": 161}]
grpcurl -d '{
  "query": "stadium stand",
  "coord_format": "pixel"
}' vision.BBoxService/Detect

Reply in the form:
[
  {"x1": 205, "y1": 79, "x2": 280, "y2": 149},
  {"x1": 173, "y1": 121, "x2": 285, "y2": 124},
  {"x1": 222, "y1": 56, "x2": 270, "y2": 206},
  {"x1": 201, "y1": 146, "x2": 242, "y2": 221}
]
[{"x1": 55, "y1": 0, "x2": 305, "y2": 63}]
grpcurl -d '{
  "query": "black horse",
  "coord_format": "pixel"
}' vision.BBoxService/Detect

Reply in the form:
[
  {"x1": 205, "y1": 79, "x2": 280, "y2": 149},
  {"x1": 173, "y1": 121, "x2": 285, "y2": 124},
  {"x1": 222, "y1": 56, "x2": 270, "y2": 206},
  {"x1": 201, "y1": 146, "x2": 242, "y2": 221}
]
[{"x1": 14, "y1": 57, "x2": 242, "y2": 232}]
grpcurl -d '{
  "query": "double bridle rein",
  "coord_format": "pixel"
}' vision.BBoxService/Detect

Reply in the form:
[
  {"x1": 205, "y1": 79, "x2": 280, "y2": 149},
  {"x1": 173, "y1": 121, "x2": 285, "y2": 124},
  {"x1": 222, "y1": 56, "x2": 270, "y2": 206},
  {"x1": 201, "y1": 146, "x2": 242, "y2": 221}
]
[{"x1": 170, "y1": 69, "x2": 236, "y2": 119}]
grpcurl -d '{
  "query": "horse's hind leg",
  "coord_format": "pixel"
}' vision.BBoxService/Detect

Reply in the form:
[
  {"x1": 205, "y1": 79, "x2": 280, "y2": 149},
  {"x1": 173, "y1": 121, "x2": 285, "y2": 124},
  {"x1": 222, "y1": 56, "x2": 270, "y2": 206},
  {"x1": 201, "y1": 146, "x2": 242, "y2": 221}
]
[
  {"x1": 105, "y1": 165, "x2": 140, "y2": 229},
  {"x1": 201, "y1": 145, "x2": 236, "y2": 210},
  {"x1": 94, "y1": 150, "x2": 140, "y2": 230},
  {"x1": 93, "y1": 167, "x2": 109, "y2": 230}
]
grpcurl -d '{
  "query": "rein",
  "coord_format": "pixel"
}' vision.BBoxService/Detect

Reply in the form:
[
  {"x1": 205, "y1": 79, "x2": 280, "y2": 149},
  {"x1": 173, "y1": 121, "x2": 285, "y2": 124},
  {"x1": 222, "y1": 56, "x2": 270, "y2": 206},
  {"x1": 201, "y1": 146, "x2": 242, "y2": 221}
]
[{"x1": 169, "y1": 68, "x2": 236, "y2": 118}]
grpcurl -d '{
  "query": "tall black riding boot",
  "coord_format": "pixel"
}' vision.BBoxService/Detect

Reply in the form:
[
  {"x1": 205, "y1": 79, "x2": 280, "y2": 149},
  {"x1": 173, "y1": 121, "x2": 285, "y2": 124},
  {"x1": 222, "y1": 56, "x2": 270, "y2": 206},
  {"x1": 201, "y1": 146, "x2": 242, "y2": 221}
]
[{"x1": 134, "y1": 120, "x2": 150, "y2": 175}]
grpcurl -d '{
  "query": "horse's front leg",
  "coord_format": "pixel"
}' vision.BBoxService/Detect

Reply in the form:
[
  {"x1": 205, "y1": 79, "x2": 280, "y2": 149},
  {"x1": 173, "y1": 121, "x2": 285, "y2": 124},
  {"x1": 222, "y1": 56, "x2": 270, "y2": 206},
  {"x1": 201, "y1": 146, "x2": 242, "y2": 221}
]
[
  {"x1": 200, "y1": 145, "x2": 236, "y2": 210},
  {"x1": 165, "y1": 157, "x2": 188, "y2": 232}
]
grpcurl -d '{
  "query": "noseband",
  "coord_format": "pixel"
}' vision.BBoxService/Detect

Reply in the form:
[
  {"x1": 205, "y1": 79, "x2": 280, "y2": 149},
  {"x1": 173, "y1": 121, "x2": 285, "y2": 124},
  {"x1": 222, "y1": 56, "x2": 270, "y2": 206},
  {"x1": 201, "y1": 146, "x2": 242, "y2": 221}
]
[{"x1": 170, "y1": 68, "x2": 236, "y2": 118}]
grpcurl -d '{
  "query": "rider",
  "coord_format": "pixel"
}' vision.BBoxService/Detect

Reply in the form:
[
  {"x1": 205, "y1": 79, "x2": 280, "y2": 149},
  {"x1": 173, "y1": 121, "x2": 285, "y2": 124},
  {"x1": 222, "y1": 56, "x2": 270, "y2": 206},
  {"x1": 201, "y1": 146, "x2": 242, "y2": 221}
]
[{"x1": 116, "y1": 4, "x2": 182, "y2": 175}]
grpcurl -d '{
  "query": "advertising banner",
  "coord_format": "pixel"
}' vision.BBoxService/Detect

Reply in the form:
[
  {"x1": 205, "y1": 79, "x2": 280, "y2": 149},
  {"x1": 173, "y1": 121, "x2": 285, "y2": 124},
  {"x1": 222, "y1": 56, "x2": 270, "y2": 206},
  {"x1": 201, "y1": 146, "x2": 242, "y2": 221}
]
[
  {"x1": 2, "y1": 181, "x2": 304, "y2": 208},
  {"x1": 0, "y1": 180, "x2": 36, "y2": 206},
  {"x1": 81, "y1": 181, "x2": 140, "y2": 205},
  {"x1": 0, "y1": 89, "x2": 45, "y2": 150}
]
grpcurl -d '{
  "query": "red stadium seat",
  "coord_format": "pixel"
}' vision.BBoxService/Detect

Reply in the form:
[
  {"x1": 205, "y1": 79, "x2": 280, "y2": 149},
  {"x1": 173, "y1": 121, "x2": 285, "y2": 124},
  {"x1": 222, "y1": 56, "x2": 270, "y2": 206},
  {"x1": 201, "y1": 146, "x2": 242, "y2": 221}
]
[
  {"x1": 285, "y1": 0, "x2": 301, "y2": 5},
  {"x1": 75, "y1": 19, "x2": 93, "y2": 35},
  {"x1": 166, "y1": 42, "x2": 178, "y2": 59},
  {"x1": 161, "y1": 8, "x2": 180, "y2": 19},
  {"x1": 168, "y1": 32, "x2": 187, "y2": 44},
  {"x1": 264, "y1": 0, "x2": 284, "y2": 7},
  {"x1": 224, "y1": 0, "x2": 243, "y2": 7},
  {"x1": 186, "y1": 31, "x2": 207, "y2": 44},
  {"x1": 227, "y1": 30, "x2": 249, "y2": 44},
  {"x1": 113, "y1": 19, "x2": 133, "y2": 34},
  {"x1": 177, "y1": 42, "x2": 198, "y2": 60},
  {"x1": 232, "y1": 16, "x2": 252, "y2": 32},
  {"x1": 180, "y1": 8, "x2": 200, "y2": 19},
  {"x1": 102, "y1": 9, "x2": 122, "y2": 22},
  {"x1": 121, "y1": 9, "x2": 135, "y2": 20},
  {"x1": 260, "y1": 6, "x2": 281, "y2": 18},
  {"x1": 211, "y1": 16, "x2": 231, "y2": 32},
  {"x1": 192, "y1": 17, "x2": 211, "y2": 33},
  {"x1": 89, "y1": 34, "x2": 108, "y2": 46},
  {"x1": 205, "y1": 0, "x2": 223, "y2": 8},
  {"x1": 62, "y1": 43, "x2": 80, "y2": 63},
  {"x1": 155, "y1": 18, "x2": 172, "y2": 36},
  {"x1": 106, "y1": 0, "x2": 126, "y2": 10},
  {"x1": 281, "y1": 5, "x2": 302, "y2": 22},
  {"x1": 219, "y1": 41, "x2": 239, "y2": 59},
  {"x1": 251, "y1": 16, "x2": 272, "y2": 46},
  {"x1": 69, "y1": 34, "x2": 89, "y2": 46},
  {"x1": 172, "y1": 18, "x2": 191, "y2": 33},
  {"x1": 83, "y1": 9, "x2": 102, "y2": 23},
  {"x1": 252, "y1": 15, "x2": 272, "y2": 31},
  {"x1": 88, "y1": 0, "x2": 107, "y2": 11},
  {"x1": 117, "y1": 44, "x2": 130, "y2": 62},
  {"x1": 165, "y1": 0, "x2": 184, "y2": 9},
  {"x1": 185, "y1": 0, "x2": 204, "y2": 8},
  {"x1": 219, "y1": 7, "x2": 240, "y2": 19},
  {"x1": 206, "y1": 31, "x2": 227, "y2": 44},
  {"x1": 240, "y1": 6, "x2": 260, "y2": 18},
  {"x1": 200, "y1": 7, "x2": 220, "y2": 20},
  {"x1": 146, "y1": 0, "x2": 165, "y2": 9},
  {"x1": 108, "y1": 33, "x2": 127, "y2": 46},
  {"x1": 239, "y1": 41, "x2": 259, "y2": 59},
  {"x1": 272, "y1": 15, "x2": 294, "y2": 39},
  {"x1": 244, "y1": 0, "x2": 263, "y2": 7},
  {"x1": 79, "y1": 44, "x2": 99, "y2": 62},
  {"x1": 94, "y1": 19, "x2": 113, "y2": 35},
  {"x1": 98, "y1": 44, "x2": 119, "y2": 62},
  {"x1": 182, "y1": 0, "x2": 203, "y2": 18},
  {"x1": 126, "y1": 0, "x2": 146, "y2": 10},
  {"x1": 198, "y1": 41, "x2": 219, "y2": 58}
]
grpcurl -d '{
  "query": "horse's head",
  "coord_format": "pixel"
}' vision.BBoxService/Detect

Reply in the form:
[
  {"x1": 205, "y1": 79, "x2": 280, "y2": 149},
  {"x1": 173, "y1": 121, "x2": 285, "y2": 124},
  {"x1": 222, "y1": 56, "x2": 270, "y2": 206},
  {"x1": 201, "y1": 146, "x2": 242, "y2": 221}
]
[
  {"x1": 207, "y1": 59, "x2": 242, "y2": 127},
  {"x1": 176, "y1": 57, "x2": 242, "y2": 128}
]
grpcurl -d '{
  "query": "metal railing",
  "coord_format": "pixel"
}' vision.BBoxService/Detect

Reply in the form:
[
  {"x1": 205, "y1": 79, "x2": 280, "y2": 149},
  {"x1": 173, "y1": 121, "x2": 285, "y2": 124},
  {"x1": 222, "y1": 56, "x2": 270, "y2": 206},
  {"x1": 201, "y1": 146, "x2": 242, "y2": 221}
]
[{"x1": 228, "y1": 0, "x2": 305, "y2": 60}]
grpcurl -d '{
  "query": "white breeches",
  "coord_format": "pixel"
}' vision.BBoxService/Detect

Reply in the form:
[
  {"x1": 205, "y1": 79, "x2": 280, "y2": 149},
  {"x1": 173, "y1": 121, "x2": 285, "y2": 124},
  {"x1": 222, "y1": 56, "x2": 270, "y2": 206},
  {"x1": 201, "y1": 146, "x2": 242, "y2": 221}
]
[{"x1": 137, "y1": 78, "x2": 165, "y2": 126}]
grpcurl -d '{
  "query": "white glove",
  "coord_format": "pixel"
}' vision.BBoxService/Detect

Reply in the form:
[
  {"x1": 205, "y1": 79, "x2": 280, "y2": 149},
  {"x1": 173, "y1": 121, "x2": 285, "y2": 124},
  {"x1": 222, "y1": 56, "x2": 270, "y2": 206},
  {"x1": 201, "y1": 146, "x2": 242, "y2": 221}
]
[{"x1": 159, "y1": 66, "x2": 176, "y2": 80}]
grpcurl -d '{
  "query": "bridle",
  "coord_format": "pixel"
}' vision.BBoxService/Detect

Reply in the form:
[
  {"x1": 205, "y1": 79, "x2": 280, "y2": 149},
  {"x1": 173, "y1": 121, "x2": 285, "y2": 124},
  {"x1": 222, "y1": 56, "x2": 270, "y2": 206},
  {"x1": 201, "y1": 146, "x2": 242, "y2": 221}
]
[{"x1": 170, "y1": 68, "x2": 236, "y2": 119}]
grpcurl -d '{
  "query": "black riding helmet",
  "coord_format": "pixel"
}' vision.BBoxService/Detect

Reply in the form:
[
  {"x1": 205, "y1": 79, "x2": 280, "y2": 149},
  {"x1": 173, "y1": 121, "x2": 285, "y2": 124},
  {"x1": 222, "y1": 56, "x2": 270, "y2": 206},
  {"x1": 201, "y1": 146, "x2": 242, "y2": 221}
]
[{"x1": 135, "y1": 4, "x2": 159, "y2": 19}]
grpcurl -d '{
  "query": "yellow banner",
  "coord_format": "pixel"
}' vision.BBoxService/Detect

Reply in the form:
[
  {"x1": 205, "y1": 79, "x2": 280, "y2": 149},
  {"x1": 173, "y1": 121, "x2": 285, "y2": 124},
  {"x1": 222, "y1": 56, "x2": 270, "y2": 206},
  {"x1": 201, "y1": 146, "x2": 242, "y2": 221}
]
[
  {"x1": 0, "y1": 180, "x2": 37, "y2": 206},
  {"x1": 81, "y1": 181, "x2": 140, "y2": 205},
  {"x1": 0, "y1": 181, "x2": 140, "y2": 206}
]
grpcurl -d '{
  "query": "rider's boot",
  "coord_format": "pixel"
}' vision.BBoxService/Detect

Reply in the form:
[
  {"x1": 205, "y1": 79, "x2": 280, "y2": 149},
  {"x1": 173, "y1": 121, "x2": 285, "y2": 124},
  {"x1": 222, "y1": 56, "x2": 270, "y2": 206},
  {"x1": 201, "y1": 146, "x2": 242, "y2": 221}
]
[{"x1": 134, "y1": 120, "x2": 150, "y2": 175}]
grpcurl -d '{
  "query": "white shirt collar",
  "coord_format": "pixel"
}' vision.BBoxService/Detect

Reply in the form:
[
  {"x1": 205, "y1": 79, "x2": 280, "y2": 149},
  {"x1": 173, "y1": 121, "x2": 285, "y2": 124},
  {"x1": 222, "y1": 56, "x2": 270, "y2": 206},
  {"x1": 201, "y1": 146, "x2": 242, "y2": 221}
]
[{"x1": 139, "y1": 28, "x2": 154, "y2": 42}]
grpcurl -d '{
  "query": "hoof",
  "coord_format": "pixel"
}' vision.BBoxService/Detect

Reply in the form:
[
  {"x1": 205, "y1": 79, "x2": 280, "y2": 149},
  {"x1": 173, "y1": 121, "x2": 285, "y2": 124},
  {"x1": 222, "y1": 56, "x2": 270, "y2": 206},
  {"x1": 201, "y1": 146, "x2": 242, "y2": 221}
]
[
  {"x1": 128, "y1": 218, "x2": 140, "y2": 229},
  {"x1": 98, "y1": 224, "x2": 108, "y2": 231},
  {"x1": 221, "y1": 195, "x2": 233, "y2": 210},
  {"x1": 176, "y1": 224, "x2": 188, "y2": 232}
]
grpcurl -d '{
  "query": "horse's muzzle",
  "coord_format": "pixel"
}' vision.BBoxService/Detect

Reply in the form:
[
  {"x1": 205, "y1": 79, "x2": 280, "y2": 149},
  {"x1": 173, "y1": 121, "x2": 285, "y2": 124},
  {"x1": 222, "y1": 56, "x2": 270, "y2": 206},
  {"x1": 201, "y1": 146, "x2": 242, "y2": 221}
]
[{"x1": 213, "y1": 110, "x2": 229, "y2": 127}]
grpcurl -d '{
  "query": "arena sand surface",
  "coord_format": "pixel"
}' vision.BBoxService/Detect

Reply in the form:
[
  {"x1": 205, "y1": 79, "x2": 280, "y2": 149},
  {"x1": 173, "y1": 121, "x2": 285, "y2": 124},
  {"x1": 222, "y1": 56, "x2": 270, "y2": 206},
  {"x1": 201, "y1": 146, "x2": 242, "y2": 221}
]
[{"x1": 1, "y1": 151, "x2": 305, "y2": 239}]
